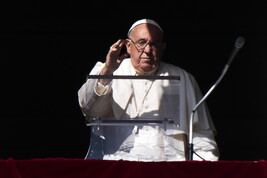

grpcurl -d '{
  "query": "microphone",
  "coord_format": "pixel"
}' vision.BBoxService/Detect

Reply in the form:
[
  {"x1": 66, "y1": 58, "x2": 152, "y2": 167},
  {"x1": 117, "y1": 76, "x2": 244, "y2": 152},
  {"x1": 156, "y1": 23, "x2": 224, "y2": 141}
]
[
  {"x1": 187, "y1": 36, "x2": 246, "y2": 161},
  {"x1": 226, "y1": 36, "x2": 246, "y2": 66}
]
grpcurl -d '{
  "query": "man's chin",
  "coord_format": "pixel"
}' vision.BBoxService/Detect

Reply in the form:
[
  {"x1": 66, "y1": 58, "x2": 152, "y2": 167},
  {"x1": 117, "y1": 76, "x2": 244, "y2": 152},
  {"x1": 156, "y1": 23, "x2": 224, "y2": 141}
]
[{"x1": 138, "y1": 65, "x2": 158, "y2": 75}]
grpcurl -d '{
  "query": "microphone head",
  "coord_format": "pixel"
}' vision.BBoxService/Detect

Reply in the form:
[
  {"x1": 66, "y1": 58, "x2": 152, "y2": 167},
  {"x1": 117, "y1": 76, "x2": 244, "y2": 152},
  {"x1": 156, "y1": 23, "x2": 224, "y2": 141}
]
[{"x1": 235, "y1": 36, "x2": 246, "y2": 49}]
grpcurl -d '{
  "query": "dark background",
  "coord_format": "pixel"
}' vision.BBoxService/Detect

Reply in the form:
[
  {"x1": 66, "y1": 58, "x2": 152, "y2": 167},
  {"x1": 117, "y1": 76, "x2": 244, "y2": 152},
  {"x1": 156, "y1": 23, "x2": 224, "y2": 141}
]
[{"x1": 1, "y1": 0, "x2": 267, "y2": 161}]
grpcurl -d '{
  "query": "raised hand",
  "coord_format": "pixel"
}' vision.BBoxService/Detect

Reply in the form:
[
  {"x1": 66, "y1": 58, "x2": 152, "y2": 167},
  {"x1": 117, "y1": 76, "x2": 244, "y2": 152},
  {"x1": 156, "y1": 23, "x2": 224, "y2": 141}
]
[{"x1": 99, "y1": 39, "x2": 129, "y2": 85}]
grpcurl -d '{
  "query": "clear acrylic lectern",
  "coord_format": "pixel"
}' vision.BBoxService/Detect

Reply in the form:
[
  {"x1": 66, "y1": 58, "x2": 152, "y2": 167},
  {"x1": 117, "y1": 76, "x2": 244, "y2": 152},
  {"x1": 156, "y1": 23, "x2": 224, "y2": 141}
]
[{"x1": 83, "y1": 75, "x2": 182, "y2": 160}]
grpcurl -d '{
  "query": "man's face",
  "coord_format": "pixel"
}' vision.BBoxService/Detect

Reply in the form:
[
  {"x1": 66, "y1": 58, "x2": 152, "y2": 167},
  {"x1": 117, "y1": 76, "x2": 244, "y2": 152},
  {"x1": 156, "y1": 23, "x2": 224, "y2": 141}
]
[{"x1": 126, "y1": 24, "x2": 166, "y2": 75}]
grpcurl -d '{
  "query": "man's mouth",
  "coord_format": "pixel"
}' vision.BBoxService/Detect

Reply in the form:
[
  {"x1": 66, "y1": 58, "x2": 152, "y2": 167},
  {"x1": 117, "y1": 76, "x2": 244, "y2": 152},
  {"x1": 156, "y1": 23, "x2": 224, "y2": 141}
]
[{"x1": 140, "y1": 57, "x2": 152, "y2": 63}]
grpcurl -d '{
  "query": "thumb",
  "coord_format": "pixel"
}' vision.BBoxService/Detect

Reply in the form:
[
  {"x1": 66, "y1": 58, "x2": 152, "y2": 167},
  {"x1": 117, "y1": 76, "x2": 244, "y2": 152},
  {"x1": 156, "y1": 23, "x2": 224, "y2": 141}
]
[{"x1": 118, "y1": 52, "x2": 129, "y2": 61}]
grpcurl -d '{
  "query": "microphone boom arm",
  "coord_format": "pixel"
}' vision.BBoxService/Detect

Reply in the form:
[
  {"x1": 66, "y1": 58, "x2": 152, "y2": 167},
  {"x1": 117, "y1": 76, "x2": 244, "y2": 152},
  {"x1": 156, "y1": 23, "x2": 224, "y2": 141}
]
[
  {"x1": 188, "y1": 64, "x2": 230, "y2": 160},
  {"x1": 187, "y1": 36, "x2": 245, "y2": 160}
]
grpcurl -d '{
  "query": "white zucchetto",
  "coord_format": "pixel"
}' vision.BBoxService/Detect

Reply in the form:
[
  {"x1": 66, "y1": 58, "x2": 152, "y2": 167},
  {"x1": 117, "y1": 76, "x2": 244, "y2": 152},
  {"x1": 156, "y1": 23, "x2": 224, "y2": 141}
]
[{"x1": 127, "y1": 19, "x2": 163, "y2": 37}]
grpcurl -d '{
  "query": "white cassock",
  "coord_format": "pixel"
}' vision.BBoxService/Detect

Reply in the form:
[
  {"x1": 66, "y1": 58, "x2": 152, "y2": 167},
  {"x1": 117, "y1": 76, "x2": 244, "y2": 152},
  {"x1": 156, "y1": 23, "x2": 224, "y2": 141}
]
[{"x1": 78, "y1": 58, "x2": 219, "y2": 161}]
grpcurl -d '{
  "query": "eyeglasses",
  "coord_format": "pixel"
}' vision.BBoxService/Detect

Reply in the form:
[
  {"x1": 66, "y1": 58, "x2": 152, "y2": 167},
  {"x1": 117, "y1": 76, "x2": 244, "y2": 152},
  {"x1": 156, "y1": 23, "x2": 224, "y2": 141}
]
[{"x1": 129, "y1": 38, "x2": 162, "y2": 52}]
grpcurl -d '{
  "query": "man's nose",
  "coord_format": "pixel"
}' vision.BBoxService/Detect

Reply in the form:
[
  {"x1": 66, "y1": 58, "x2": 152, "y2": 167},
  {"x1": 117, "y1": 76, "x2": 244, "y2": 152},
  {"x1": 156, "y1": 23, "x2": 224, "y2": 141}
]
[{"x1": 143, "y1": 43, "x2": 152, "y2": 53}]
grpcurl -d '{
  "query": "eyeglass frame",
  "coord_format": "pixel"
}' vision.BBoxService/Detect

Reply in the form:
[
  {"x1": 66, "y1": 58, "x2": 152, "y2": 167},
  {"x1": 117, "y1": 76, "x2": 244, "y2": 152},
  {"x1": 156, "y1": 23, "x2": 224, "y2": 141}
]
[{"x1": 128, "y1": 38, "x2": 163, "y2": 52}]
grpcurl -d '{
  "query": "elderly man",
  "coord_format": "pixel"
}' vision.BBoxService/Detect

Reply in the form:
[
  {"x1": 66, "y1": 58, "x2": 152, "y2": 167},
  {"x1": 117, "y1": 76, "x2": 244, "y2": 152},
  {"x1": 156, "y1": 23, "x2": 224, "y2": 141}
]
[{"x1": 78, "y1": 19, "x2": 219, "y2": 161}]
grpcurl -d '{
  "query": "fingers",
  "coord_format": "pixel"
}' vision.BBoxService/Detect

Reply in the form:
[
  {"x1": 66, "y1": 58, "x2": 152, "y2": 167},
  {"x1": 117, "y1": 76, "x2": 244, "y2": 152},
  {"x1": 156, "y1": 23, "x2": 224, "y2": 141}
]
[
  {"x1": 107, "y1": 39, "x2": 127, "y2": 61},
  {"x1": 109, "y1": 39, "x2": 125, "y2": 52},
  {"x1": 104, "y1": 39, "x2": 129, "y2": 73}
]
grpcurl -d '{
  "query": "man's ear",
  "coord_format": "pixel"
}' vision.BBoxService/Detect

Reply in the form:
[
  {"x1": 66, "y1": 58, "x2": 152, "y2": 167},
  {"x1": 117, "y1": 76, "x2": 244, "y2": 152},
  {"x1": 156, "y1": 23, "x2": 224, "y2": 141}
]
[{"x1": 125, "y1": 39, "x2": 131, "y2": 54}]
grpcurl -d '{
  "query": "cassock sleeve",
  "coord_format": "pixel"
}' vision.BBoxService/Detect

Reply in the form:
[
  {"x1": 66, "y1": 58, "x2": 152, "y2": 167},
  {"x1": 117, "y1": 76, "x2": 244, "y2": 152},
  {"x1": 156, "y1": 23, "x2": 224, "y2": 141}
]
[{"x1": 78, "y1": 62, "x2": 113, "y2": 117}]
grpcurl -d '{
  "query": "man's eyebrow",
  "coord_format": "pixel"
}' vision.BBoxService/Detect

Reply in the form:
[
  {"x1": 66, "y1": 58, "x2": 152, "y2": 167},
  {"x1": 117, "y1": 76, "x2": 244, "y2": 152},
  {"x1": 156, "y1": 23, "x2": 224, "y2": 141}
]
[{"x1": 136, "y1": 38, "x2": 147, "y2": 41}]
